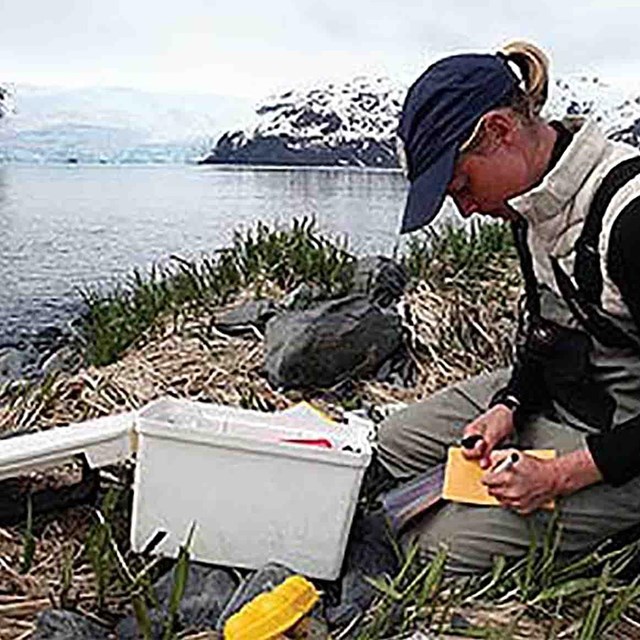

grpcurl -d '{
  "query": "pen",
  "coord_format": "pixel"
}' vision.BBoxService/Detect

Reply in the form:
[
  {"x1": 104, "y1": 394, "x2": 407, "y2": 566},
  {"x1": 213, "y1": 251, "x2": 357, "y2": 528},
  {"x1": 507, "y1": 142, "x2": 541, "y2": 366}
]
[{"x1": 491, "y1": 451, "x2": 520, "y2": 474}]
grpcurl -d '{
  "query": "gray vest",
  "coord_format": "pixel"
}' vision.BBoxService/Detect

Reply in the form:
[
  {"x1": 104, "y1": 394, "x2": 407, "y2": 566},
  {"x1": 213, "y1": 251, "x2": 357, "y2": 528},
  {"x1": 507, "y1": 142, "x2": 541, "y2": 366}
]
[{"x1": 509, "y1": 119, "x2": 640, "y2": 431}]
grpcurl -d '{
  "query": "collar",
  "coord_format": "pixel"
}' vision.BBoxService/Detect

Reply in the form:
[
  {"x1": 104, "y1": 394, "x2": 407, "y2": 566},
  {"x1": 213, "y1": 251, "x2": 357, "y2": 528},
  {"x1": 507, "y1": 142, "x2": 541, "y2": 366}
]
[{"x1": 507, "y1": 118, "x2": 609, "y2": 243}]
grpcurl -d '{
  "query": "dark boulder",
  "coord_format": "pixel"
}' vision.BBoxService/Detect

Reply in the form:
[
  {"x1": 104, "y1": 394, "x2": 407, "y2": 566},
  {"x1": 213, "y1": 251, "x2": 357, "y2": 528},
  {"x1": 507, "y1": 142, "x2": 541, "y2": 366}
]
[
  {"x1": 281, "y1": 283, "x2": 326, "y2": 311},
  {"x1": 0, "y1": 344, "x2": 39, "y2": 383},
  {"x1": 215, "y1": 299, "x2": 281, "y2": 337},
  {"x1": 33, "y1": 610, "x2": 109, "y2": 639},
  {"x1": 351, "y1": 256, "x2": 408, "y2": 308},
  {"x1": 116, "y1": 563, "x2": 237, "y2": 638},
  {"x1": 264, "y1": 295, "x2": 403, "y2": 390}
]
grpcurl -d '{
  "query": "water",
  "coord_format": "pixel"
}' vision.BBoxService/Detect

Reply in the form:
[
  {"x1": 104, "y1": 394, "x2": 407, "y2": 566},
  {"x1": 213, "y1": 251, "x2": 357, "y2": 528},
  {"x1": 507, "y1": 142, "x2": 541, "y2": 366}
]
[{"x1": 0, "y1": 164, "x2": 416, "y2": 341}]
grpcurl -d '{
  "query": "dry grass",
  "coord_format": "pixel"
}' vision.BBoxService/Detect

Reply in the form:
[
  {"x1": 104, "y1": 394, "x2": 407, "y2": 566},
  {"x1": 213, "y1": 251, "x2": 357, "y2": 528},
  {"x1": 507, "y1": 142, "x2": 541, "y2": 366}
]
[
  {"x1": 0, "y1": 271, "x2": 524, "y2": 638},
  {"x1": 5, "y1": 220, "x2": 632, "y2": 639}
]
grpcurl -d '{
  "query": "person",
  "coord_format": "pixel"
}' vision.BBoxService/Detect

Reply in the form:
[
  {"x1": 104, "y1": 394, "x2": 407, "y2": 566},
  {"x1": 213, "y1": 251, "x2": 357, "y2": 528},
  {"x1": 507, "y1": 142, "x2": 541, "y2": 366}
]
[{"x1": 378, "y1": 41, "x2": 640, "y2": 574}]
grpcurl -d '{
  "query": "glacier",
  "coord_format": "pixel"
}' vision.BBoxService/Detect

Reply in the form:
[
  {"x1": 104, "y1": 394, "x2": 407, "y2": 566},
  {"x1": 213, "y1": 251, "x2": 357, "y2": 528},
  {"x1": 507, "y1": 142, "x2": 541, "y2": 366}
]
[{"x1": 0, "y1": 85, "x2": 253, "y2": 165}]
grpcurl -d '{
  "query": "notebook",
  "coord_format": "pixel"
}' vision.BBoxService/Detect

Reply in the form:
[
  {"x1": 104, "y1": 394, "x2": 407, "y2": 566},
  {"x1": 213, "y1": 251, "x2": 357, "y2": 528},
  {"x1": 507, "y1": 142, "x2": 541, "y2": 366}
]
[{"x1": 443, "y1": 447, "x2": 556, "y2": 509}]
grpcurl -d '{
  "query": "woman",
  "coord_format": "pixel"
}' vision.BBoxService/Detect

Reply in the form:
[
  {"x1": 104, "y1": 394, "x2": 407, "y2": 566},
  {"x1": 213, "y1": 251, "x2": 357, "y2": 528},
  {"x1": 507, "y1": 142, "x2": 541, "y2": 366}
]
[{"x1": 379, "y1": 42, "x2": 640, "y2": 573}]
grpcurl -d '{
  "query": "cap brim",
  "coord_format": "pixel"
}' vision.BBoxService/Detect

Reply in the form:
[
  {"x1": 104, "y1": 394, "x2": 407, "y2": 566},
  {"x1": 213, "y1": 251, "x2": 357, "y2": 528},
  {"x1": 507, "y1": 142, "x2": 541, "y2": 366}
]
[{"x1": 400, "y1": 146, "x2": 457, "y2": 234}]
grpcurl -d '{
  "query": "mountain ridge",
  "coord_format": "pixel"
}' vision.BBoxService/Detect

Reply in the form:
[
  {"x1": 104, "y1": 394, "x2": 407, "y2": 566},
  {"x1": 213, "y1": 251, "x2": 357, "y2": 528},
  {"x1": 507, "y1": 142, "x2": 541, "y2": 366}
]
[{"x1": 201, "y1": 75, "x2": 640, "y2": 168}]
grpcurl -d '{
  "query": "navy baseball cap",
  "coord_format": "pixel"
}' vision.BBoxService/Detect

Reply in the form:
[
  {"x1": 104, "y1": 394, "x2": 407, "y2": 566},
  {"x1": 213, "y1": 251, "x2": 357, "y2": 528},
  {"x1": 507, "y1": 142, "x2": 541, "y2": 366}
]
[{"x1": 398, "y1": 53, "x2": 520, "y2": 233}]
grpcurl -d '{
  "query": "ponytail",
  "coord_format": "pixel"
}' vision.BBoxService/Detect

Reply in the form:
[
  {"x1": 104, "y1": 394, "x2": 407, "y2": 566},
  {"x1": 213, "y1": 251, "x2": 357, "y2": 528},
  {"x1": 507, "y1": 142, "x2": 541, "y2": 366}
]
[
  {"x1": 499, "y1": 41, "x2": 550, "y2": 117},
  {"x1": 459, "y1": 40, "x2": 551, "y2": 153}
]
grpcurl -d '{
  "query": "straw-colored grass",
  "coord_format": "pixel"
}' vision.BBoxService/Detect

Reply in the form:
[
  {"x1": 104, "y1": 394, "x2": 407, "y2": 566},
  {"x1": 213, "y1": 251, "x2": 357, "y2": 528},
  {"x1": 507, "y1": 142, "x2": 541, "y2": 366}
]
[{"x1": 1, "y1": 219, "x2": 639, "y2": 638}]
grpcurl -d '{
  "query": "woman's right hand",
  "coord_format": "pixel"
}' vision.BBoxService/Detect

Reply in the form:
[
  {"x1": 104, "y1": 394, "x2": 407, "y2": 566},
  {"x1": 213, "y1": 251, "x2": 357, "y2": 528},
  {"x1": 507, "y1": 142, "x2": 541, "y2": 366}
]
[{"x1": 462, "y1": 405, "x2": 515, "y2": 469}]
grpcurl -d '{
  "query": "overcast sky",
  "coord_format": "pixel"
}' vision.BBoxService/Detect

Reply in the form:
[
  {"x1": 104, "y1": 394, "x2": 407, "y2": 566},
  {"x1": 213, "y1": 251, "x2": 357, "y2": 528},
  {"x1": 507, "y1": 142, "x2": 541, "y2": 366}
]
[{"x1": 2, "y1": 0, "x2": 640, "y2": 99}]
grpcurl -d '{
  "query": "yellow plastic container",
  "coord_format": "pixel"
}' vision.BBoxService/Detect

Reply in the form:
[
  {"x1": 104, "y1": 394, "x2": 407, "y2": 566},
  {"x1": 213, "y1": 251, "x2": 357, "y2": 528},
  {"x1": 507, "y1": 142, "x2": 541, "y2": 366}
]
[{"x1": 224, "y1": 575, "x2": 319, "y2": 640}]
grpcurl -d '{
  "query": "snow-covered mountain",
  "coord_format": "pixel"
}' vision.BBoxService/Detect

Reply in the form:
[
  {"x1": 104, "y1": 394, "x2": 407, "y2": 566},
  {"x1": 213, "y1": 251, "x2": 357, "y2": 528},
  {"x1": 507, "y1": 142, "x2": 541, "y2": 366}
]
[
  {"x1": 2, "y1": 75, "x2": 640, "y2": 167},
  {"x1": 0, "y1": 84, "x2": 14, "y2": 118},
  {"x1": 545, "y1": 75, "x2": 640, "y2": 145},
  {"x1": 201, "y1": 75, "x2": 640, "y2": 167},
  {"x1": 0, "y1": 85, "x2": 252, "y2": 164},
  {"x1": 201, "y1": 77, "x2": 403, "y2": 167}
]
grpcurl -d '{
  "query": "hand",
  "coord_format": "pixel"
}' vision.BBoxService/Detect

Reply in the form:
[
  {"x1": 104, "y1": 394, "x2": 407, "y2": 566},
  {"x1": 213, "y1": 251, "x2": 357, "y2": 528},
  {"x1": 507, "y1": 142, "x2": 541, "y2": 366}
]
[
  {"x1": 482, "y1": 450, "x2": 559, "y2": 515},
  {"x1": 461, "y1": 405, "x2": 515, "y2": 469}
]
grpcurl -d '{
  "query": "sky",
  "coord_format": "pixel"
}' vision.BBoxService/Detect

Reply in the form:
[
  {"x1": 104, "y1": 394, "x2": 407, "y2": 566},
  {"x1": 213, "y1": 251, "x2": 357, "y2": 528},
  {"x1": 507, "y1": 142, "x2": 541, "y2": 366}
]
[{"x1": 3, "y1": 0, "x2": 640, "y2": 99}]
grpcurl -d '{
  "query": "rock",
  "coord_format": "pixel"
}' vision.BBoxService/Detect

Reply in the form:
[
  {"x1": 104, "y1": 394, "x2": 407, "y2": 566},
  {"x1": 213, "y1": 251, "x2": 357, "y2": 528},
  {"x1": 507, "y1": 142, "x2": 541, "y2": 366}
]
[
  {"x1": 217, "y1": 563, "x2": 302, "y2": 630},
  {"x1": 351, "y1": 256, "x2": 408, "y2": 308},
  {"x1": 450, "y1": 612, "x2": 472, "y2": 630},
  {"x1": 374, "y1": 346, "x2": 418, "y2": 388},
  {"x1": 31, "y1": 325, "x2": 65, "y2": 352},
  {"x1": 264, "y1": 295, "x2": 403, "y2": 390},
  {"x1": 281, "y1": 283, "x2": 326, "y2": 311},
  {"x1": 215, "y1": 299, "x2": 280, "y2": 336},
  {"x1": 33, "y1": 610, "x2": 109, "y2": 639},
  {"x1": 116, "y1": 563, "x2": 237, "y2": 638},
  {"x1": 40, "y1": 345, "x2": 83, "y2": 377},
  {"x1": 0, "y1": 345, "x2": 39, "y2": 383},
  {"x1": 0, "y1": 322, "x2": 79, "y2": 383},
  {"x1": 216, "y1": 564, "x2": 294, "y2": 629},
  {"x1": 288, "y1": 616, "x2": 330, "y2": 639}
]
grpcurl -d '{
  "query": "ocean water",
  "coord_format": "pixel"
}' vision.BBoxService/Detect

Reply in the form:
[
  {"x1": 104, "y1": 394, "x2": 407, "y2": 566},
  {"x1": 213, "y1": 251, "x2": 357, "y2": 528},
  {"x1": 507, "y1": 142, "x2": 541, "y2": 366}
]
[{"x1": 0, "y1": 164, "x2": 418, "y2": 341}]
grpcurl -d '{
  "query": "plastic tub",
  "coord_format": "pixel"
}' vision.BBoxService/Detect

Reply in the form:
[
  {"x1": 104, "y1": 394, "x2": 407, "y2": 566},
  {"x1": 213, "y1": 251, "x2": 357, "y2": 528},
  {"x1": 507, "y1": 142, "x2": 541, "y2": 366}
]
[{"x1": 131, "y1": 398, "x2": 371, "y2": 579}]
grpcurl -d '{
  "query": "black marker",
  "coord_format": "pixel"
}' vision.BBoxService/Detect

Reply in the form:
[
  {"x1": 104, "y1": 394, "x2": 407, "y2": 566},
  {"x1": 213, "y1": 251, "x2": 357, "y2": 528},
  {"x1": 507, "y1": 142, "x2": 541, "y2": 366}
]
[{"x1": 461, "y1": 434, "x2": 484, "y2": 449}]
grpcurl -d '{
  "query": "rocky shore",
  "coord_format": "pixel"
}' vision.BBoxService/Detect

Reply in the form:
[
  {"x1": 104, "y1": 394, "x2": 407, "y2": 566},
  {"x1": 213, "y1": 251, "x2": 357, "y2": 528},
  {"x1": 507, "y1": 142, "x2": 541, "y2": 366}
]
[{"x1": 0, "y1": 324, "x2": 84, "y2": 388}]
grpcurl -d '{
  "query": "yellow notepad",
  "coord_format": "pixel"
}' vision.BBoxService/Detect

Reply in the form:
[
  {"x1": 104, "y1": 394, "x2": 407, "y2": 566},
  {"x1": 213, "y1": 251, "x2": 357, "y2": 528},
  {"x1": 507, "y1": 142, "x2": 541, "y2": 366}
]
[{"x1": 443, "y1": 447, "x2": 556, "y2": 509}]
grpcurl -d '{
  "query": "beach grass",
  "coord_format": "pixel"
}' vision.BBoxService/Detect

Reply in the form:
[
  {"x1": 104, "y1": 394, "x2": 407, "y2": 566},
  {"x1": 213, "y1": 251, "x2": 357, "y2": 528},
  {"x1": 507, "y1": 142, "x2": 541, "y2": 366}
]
[
  {"x1": 80, "y1": 217, "x2": 355, "y2": 367},
  {"x1": 403, "y1": 219, "x2": 516, "y2": 287},
  {"x1": 79, "y1": 216, "x2": 516, "y2": 369},
  {"x1": 355, "y1": 508, "x2": 640, "y2": 638},
  {"x1": 5, "y1": 217, "x2": 640, "y2": 638}
]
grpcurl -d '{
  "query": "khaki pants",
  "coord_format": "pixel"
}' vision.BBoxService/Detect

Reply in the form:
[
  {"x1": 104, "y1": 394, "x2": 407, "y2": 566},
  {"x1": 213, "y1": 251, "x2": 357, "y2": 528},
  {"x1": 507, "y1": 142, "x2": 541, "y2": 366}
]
[{"x1": 378, "y1": 369, "x2": 640, "y2": 574}]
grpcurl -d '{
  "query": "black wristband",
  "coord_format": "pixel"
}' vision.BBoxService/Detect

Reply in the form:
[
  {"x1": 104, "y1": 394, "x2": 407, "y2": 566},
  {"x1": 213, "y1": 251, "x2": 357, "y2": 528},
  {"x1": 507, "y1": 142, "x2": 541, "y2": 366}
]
[{"x1": 490, "y1": 392, "x2": 521, "y2": 413}]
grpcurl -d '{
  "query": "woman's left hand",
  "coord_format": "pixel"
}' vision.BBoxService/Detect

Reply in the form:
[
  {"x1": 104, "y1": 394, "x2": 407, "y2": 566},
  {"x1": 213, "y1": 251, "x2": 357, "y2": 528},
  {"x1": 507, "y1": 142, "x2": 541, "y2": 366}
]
[{"x1": 482, "y1": 450, "x2": 559, "y2": 515}]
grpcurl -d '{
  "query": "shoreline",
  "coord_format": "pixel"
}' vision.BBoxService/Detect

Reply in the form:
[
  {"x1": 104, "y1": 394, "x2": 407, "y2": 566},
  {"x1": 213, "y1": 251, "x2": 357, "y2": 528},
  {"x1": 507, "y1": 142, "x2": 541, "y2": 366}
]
[{"x1": 0, "y1": 160, "x2": 405, "y2": 173}]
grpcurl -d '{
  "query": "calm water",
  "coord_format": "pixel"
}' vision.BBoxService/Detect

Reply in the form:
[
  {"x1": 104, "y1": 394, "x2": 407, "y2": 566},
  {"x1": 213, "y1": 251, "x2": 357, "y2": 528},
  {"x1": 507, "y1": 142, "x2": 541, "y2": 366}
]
[{"x1": 0, "y1": 164, "x2": 419, "y2": 341}]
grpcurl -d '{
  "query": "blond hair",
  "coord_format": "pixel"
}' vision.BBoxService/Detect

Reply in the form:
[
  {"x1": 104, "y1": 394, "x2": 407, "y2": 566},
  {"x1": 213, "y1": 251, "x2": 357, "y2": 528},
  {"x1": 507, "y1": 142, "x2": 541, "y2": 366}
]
[{"x1": 460, "y1": 40, "x2": 550, "y2": 153}]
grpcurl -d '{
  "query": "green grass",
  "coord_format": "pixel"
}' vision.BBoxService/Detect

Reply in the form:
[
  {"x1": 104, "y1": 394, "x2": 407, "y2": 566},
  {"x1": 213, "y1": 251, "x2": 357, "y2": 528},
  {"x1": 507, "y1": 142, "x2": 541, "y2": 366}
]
[
  {"x1": 80, "y1": 217, "x2": 355, "y2": 366},
  {"x1": 19, "y1": 494, "x2": 35, "y2": 574},
  {"x1": 79, "y1": 217, "x2": 516, "y2": 369},
  {"x1": 402, "y1": 220, "x2": 516, "y2": 288},
  {"x1": 358, "y1": 515, "x2": 640, "y2": 639}
]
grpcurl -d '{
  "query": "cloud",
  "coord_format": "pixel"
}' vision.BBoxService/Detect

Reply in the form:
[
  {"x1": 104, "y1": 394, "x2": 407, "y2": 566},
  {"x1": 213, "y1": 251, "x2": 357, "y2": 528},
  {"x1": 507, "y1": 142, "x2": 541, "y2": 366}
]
[{"x1": 2, "y1": 0, "x2": 640, "y2": 98}]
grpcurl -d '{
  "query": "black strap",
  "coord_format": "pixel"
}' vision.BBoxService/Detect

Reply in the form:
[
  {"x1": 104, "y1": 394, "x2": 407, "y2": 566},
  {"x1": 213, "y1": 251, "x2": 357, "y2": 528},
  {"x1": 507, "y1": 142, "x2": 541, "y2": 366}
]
[
  {"x1": 575, "y1": 156, "x2": 640, "y2": 304},
  {"x1": 512, "y1": 218, "x2": 540, "y2": 317},
  {"x1": 551, "y1": 257, "x2": 640, "y2": 354},
  {"x1": 549, "y1": 156, "x2": 640, "y2": 354}
]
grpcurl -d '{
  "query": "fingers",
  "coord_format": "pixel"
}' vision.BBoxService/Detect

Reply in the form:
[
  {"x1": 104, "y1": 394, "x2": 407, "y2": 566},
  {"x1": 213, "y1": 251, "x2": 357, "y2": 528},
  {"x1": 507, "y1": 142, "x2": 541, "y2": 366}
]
[
  {"x1": 481, "y1": 450, "x2": 513, "y2": 481},
  {"x1": 461, "y1": 431, "x2": 486, "y2": 459},
  {"x1": 467, "y1": 438, "x2": 486, "y2": 460},
  {"x1": 480, "y1": 451, "x2": 493, "y2": 470},
  {"x1": 475, "y1": 429, "x2": 504, "y2": 469},
  {"x1": 482, "y1": 470, "x2": 514, "y2": 488}
]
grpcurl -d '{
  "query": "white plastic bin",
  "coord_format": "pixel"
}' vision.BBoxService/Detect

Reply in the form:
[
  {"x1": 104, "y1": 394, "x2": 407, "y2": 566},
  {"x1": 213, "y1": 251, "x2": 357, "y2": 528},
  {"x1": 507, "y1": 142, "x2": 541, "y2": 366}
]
[{"x1": 131, "y1": 398, "x2": 371, "y2": 579}]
